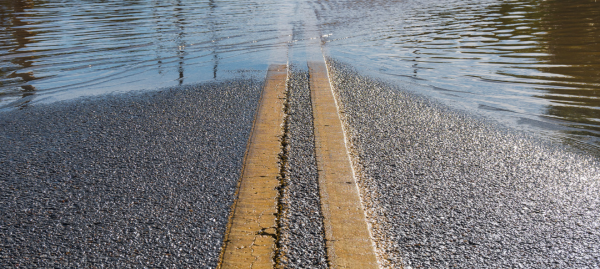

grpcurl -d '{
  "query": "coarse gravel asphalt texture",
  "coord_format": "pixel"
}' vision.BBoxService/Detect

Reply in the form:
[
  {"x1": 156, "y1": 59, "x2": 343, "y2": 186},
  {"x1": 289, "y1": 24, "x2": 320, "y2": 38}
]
[
  {"x1": 3, "y1": 56, "x2": 600, "y2": 269},
  {"x1": 0, "y1": 79, "x2": 262, "y2": 268},
  {"x1": 278, "y1": 67, "x2": 328, "y2": 268},
  {"x1": 326, "y1": 59, "x2": 600, "y2": 269}
]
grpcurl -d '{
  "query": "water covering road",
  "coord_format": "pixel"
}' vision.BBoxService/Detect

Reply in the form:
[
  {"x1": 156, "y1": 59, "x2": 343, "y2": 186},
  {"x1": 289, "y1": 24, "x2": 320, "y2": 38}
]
[
  {"x1": 2, "y1": 0, "x2": 600, "y2": 152},
  {"x1": 0, "y1": 0, "x2": 290, "y2": 105},
  {"x1": 316, "y1": 0, "x2": 600, "y2": 152},
  {"x1": 1, "y1": 0, "x2": 600, "y2": 268}
]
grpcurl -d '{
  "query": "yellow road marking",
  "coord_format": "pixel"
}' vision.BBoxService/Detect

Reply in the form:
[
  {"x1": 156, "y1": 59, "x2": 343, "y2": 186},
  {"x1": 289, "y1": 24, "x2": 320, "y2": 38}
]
[
  {"x1": 309, "y1": 60, "x2": 379, "y2": 268},
  {"x1": 218, "y1": 64, "x2": 287, "y2": 269}
]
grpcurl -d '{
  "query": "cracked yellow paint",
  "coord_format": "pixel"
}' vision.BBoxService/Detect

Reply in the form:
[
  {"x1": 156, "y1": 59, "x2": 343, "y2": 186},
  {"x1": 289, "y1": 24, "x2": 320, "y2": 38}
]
[
  {"x1": 309, "y1": 60, "x2": 379, "y2": 268},
  {"x1": 218, "y1": 64, "x2": 287, "y2": 269}
]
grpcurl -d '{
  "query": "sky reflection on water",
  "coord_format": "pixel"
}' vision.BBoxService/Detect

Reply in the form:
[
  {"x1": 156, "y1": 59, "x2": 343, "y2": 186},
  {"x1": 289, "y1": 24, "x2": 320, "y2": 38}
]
[
  {"x1": 0, "y1": 0, "x2": 289, "y2": 107},
  {"x1": 316, "y1": 0, "x2": 600, "y2": 153},
  {"x1": 1, "y1": 0, "x2": 600, "y2": 153}
]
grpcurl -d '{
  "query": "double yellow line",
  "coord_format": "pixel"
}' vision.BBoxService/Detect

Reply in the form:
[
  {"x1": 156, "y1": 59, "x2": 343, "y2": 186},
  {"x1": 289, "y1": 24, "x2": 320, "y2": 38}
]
[{"x1": 218, "y1": 59, "x2": 378, "y2": 268}]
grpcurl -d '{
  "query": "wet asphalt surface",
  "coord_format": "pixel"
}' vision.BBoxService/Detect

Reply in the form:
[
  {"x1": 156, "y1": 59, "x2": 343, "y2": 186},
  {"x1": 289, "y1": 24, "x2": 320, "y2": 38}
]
[
  {"x1": 2, "y1": 58, "x2": 600, "y2": 269},
  {"x1": 326, "y1": 59, "x2": 600, "y2": 268},
  {"x1": 0, "y1": 80, "x2": 261, "y2": 268},
  {"x1": 279, "y1": 68, "x2": 328, "y2": 268}
]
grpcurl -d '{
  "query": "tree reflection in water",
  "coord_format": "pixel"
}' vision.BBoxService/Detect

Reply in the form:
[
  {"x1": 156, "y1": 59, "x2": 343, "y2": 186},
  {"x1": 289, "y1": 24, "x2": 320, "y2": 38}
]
[
  {"x1": 316, "y1": 0, "x2": 600, "y2": 153},
  {"x1": 0, "y1": 0, "x2": 599, "y2": 152},
  {"x1": 536, "y1": 0, "x2": 600, "y2": 146},
  {"x1": 1, "y1": 0, "x2": 39, "y2": 105}
]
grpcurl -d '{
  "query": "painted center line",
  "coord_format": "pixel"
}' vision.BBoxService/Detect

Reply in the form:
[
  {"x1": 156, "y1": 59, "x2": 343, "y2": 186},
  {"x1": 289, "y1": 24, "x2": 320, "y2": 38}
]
[
  {"x1": 218, "y1": 64, "x2": 288, "y2": 269},
  {"x1": 309, "y1": 60, "x2": 379, "y2": 268},
  {"x1": 219, "y1": 59, "x2": 379, "y2": 268}
]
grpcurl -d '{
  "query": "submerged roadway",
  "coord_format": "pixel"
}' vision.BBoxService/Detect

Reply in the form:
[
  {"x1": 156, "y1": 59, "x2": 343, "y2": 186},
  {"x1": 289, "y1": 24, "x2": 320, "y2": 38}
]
[{"x1": 1, "y1": 1, "x2": 600, "y2": 268}]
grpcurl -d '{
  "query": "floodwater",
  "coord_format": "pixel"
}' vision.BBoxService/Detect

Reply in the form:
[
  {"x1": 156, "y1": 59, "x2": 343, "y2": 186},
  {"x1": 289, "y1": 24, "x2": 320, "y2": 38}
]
[
  {"x1": 0, "y1": 0, "x2": 292, "y2": 106},
  {"x1": 1, "y1": 0, "x2": 600, "y2": 153},
  {"x1": 316, "y1": 0, "x2": 600, "y2": 153}
]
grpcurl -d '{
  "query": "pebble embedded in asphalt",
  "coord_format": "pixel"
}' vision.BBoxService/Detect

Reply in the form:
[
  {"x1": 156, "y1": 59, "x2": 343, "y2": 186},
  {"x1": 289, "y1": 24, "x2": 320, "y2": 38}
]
[
  {"x1": 0, "y1": 80, "x2": 262, "y2": 268},
  {"x1": 326, "y1": 59, "x2": 600, "y2": 269},
  {"x1": 279, "y1": 68, "x2": 328, "y2": 268}
]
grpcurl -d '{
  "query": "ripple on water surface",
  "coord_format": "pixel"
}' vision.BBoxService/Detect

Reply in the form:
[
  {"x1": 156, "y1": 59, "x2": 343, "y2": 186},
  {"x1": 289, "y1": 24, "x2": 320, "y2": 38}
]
[
  {"x1": 1, "y1": 0, "x2": 600, "y2": 154},
  {"x1": 0, "y1": 0, "x2": 292, "y2": 107},
  {"x1": 316, "y1": 0, "x2": 600, "y2": 153}
]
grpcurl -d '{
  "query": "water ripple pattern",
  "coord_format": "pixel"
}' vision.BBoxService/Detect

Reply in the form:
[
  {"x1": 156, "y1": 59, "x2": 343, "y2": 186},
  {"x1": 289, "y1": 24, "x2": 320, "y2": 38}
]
[
  {"x1": 2, "y1": 0, "x2": 600, "y2": 153},
  {"x1": 316, "y1": 0, "x2": 600, "y2": 153},
  {"x1": 0, "y1": 0, "x2": 292, "y2": 108}
]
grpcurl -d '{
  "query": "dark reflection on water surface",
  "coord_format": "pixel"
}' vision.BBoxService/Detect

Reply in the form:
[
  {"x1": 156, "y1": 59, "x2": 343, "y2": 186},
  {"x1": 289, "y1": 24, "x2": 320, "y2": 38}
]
[
  {"x1": 0, "y1": 0, "x2": 39, "y2": 105},
  {"x1": 317, "y1": 0, "x2": 600, "y2": 153},
  {"x1": 537, "y1": 0, "x2": 600, "y2": 146},
  {"x1": 0, "y1": 0, "x2": 289, "y2": 107},
  {"x1": 1, "y1": 0, "x2": 600, "y2": 153}
]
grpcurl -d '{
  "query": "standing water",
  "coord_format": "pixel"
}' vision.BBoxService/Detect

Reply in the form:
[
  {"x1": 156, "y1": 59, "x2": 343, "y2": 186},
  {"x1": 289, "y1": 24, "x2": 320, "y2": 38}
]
[
  {"x1": 0, "y1": 0, "x2": 292, "y2": 106},
  {"x1": 315, "y1": 0, "x2": 600, "y2": 153},
  {"x1": 1, "y1": 0, "x2": 600, "y2": 154}
]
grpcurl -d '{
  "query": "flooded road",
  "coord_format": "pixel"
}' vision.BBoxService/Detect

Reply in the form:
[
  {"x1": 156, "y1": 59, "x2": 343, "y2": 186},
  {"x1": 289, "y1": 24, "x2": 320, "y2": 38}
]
[
  {"x1": 1, "y1": 0, "x2": 600, "y2": 152},
  {"x1": 316, "y1": 0, "x2": 600, "y2": 153},
  {"x1": 2, "y1": 0, "x2": 600, "y2": 268},
  {"x1": 0, "y1": 0, "x2": 291, "y2": 106}
]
